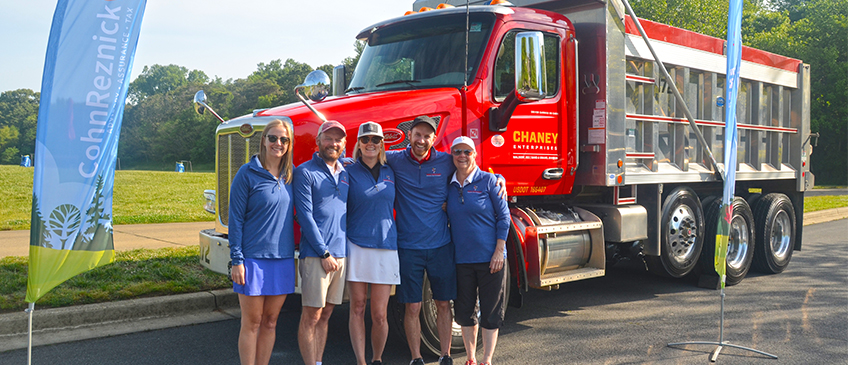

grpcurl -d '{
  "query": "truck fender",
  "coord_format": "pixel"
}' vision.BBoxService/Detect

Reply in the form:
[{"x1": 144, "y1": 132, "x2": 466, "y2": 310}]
[{"x1": 507, "y1": 217, "x2": 527, "y2": 308}]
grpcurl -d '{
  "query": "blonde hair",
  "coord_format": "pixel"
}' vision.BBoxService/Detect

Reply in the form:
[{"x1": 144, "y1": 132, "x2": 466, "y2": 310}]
[
  {"x1": 352, "y1": 139, "x2": 387, "y2": 165},
  {"x1": 258, "y1": 119, "x2": 294, "y2": 183}
]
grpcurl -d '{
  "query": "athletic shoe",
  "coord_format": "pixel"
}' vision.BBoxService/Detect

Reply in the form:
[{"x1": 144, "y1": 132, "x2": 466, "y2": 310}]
[
  {"x1": 465, "y1": 360, "x2": 476, "y2": 365},
  {"x1": 439, "y1": 356, "x2": 453, "y2": 365},
  {"x1": 409, "y1": 358, "x2": 425, "y2": 365}
]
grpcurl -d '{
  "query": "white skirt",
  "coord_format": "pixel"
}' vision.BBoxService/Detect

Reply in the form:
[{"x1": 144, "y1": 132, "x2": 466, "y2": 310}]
[{"x1": 346, "y1": 239, "x2": 401, "y2": 285}]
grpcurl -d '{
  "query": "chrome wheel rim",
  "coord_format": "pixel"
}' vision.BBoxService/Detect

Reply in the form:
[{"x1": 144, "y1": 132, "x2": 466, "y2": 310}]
[
  {"x1": 668, "y1": 205, "x2": 698, "y2": 264},
  {"x1": 770, "y1": 210, "x2": 793, "y2": 260},
  {"x1": 727, "y1": 214, "x2": 751, "y2": 270}
]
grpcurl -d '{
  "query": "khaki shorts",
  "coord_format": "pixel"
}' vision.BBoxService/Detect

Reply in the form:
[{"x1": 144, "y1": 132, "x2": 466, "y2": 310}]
[{"x1": 299, "y1": 257, "x2": 347, "y2": 307}]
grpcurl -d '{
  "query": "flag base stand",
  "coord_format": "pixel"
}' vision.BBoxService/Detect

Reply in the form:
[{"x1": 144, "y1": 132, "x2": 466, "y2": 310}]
[{"x1": 668, "y1": 290, "x2": 777, "y2": 362}]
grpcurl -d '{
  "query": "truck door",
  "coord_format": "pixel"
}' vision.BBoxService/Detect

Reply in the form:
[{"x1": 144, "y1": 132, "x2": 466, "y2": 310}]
[{"x1": 483, "y1": 29, "x2": 565, "y2": 196}]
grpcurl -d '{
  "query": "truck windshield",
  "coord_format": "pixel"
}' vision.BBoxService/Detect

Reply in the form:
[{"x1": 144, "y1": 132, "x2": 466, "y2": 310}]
[{"x1": 348, "y1": 13, "x2": 495, "y2": 93}]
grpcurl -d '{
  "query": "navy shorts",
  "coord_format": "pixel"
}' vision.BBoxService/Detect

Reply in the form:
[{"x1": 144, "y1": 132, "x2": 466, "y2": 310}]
[{"x1": 396, "y1": 244, "x2": 457, "y2": 303}]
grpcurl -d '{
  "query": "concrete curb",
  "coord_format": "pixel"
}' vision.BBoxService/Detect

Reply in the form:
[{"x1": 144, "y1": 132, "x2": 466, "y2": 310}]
[
  {"x1": 0, "y1": 208, "x2": 844, "y2": 353},
  {"x1": 0, "y1": 289, "x2": 239, "y2": 352},
  {"x1": 803, "y1": 207, "x2": 848, "y2": 226}
]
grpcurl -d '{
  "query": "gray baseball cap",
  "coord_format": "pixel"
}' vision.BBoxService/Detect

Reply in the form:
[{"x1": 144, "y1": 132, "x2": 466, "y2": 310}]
[{"x1": 358, "y1": 122, "x2": 383, "y2": 138}]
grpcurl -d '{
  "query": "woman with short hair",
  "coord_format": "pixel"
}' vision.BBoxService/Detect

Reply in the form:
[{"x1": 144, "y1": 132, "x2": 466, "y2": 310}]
[{"x1": 446, "y1": 136, "x2": 510, "y2": 365}]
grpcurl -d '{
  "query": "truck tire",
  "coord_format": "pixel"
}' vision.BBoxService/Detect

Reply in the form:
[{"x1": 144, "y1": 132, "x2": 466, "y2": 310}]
[
  {"x1": 646, "y1": 187, "x2": 705, "y2": 278},
  {"x1": 752, "y1": 193, "x2": 795, "y2": 274},
  {"x1": 386, "y1": 274, "x2": 465, "y2": 356},
  {"x1": 700, "y1": 197, "x2": 755, "y2": 286}
]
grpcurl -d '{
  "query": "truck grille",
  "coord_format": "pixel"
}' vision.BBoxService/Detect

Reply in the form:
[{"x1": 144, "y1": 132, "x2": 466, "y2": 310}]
[
  {"x1": 217, "y1": 131, "x2": 263, "y2": 226},
  {"x1": 387, "y1": 116, "x2": 441, "y2": 150}
]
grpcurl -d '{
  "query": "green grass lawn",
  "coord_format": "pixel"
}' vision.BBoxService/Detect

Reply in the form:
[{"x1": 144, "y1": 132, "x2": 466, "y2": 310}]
[
  {"x1": 0, "y1": 246, "x2": 231, "y2": 313},
  {"x1": 0, "y1": 165, "x2": 214, "y2": 231},
  {"x1": 804, "y1": 195, "x2": 848, "y2": 212}
]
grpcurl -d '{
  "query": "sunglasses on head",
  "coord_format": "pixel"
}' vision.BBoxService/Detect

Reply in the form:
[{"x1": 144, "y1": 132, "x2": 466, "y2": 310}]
[
  {"x1": 452, "y1": 149, "x2": 473, "y2": 156},
  {"x1": 358, "y1": 136, "x2": 383, "y2": 144},
  {"x1": 266, "y1": 135, "x2": 290, "y2": 144}
]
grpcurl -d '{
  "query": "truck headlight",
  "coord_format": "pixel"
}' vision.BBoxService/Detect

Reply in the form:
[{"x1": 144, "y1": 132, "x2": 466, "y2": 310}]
[{"x1": 203, "y1": 189, "x2": 216, "y2": 214}]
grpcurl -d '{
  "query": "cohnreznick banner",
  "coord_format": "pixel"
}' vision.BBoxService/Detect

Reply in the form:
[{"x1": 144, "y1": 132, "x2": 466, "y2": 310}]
[
  {"x1": 715, "y1": 0, "x2": 743, "y2": 289},
  {"x1": 27, "y1": 0, "x2": 147, "y2": 303}
]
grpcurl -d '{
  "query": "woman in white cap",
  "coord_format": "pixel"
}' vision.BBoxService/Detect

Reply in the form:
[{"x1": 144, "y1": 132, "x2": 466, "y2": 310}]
[
  {"x1": 446, "y1": 136, "x2": 510, "y2": 365},
  {"x1": 346, "y1": 121, "x2": 399, "y2": 365}
]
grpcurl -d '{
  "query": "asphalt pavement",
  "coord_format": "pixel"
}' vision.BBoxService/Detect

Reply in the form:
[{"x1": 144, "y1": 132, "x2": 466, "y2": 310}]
[{"x1": 0, "y1": 208, "x2": 845, "y2": 354}]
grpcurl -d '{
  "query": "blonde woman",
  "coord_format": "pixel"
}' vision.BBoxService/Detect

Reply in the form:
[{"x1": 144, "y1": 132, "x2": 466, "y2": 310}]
[
  {"x1": 228, "y1": 119, "x2": 295, "y2": 365},
  {"x1": 346, "y1": 122, "x2": 398, "y2": 365}
]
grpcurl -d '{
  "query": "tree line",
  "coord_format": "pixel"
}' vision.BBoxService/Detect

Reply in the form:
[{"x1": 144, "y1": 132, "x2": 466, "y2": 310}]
[{"x1": 0, "y1": 0, "x2": 844, "y2": 184}]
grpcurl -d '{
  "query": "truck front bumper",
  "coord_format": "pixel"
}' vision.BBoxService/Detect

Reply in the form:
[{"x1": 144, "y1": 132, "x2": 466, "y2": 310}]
[{"x1": 199, "y1": 229, "x2": 231, "y2": 276}]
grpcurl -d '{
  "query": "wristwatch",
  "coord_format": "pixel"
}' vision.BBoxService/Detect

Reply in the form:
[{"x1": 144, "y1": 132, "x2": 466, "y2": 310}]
[{"x1": 321, "y1": 250, "x2": 331, "y2": 259}]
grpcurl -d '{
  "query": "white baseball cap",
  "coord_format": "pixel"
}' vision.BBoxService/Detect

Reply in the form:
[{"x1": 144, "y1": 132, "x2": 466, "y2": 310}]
[{"x1": 450, "y1": 136, "x2": 475, "y2": 152}]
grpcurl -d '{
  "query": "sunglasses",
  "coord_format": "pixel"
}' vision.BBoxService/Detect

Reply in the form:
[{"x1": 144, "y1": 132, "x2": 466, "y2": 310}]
[
  {"x1": 359, "y1": 136, "x2": 383, "y2": 144},
  {"x1": 452, "y1": 149, "x2": 473, "y2": 156},
  {"x1": 266, "y1": 135, "x2": 290, "y2": 144}
]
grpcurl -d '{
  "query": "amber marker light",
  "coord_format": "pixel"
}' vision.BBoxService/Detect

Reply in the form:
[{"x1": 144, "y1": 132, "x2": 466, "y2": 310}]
[
  {"x1": 404, "y1": 10, "x2": 415, "y2": 15},
  {"x1": 490, "y1": 0, "x2": 515, "y2": 5},
  {"x1": 418, "y1": 7, "x2": 434, "y2": 12},
  {"x1": 617, "y1": 159, "x2": 623, "y2": 168},
  {"x1": 436, "y1": 3, "x2": 455, "y2": 9},
  {"x1": 617, "y1": 175, "x2": 623, "y2": 184}
]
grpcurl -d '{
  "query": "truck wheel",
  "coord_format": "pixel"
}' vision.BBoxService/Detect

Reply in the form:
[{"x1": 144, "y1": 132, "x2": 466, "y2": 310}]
[
  {"x1": 700, "y1": 197, "x2": 755, "y2": 286},
  {"x1": 752, "y1": 193, "x2": 795, "y2": 274},
  {"x1": 646, "y1": 187, "x2": 705, "y2": 278},
  {"x1": 386, "y1": 274, "x2": 466, "y2": 356},
  {"x1": 387, "y1": 267, "x2": 511, "y2": 356}
]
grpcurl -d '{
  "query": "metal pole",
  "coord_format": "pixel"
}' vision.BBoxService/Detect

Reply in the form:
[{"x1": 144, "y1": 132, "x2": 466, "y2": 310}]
[
  {"x1": 464, "y1": 0, "x2": 470, "y2": 88},
  {"x1": 27, "y1": 302, "x2": 34, "y2": 365},
  {"x1": 620, "y1": 0, "x2": 723, "y2": 178}
]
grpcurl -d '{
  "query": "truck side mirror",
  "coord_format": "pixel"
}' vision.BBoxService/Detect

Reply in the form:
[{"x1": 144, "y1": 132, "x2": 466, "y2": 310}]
[
  {"x1": 332, "y1": 65, "x2": 347, "y2": 96},
  {"x1": 193, "y1": 90, "x2": 207, "y2": 115},
  {"x1": 515, "y1": 31, "x2": 547, "y2": 102},
  {"x1": 296, "y1": 70, "x2": 331, "y2": 102},
  {"x1": 193, "y1": 90, "x2": 225, "y2": 123},
  {"x1": 489, "y1": 31, "x2": 547, "y2": 132}
]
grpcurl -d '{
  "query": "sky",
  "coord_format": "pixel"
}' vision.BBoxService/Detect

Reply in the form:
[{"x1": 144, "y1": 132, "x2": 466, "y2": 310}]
[{"x1": 0, "y1": 0, "x2": 414, "y2": 92}]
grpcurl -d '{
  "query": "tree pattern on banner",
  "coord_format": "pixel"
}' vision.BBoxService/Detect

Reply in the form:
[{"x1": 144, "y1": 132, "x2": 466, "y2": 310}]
[
  {"x1": 30, "y1": 195, "x2": 51, "y2": 248},
  {"x1": 74, "y1": 175, "x2": 114, "y2": 251},
  {"x1": 30, "y1": 174, "x2": 114, "y2": 251},
  {"x1": 46, "y1": 204, "x2": 81, "y2": 250}
]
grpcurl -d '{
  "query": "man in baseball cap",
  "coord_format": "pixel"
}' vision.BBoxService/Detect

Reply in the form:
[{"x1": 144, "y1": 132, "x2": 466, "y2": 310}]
[
  {"x1": 318, "y1": 120, "x2": 346, "y2": 136},
  {"x1": 295, "y1": 119, "x2": 349, "y2": 365},
  {"x1": 383, "y1": 115, "x2": 506, "y2": 365}
]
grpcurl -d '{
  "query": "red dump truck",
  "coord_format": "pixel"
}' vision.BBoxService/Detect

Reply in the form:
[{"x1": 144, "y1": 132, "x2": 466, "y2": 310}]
[{"x1": 194, "y1": 0, "x2": 812, "y2": 353}]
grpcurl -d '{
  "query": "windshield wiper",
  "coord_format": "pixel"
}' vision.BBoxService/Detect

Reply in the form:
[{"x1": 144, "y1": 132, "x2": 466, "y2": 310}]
[
  {"x1": 375, "y1": 79, "x2": 421, "y2": 88},
  {"x1": 344, "y1": 86, "x2": 365, "y2": 93}
]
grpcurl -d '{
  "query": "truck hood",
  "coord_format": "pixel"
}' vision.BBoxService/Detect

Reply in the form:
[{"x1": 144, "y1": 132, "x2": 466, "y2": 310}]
[{"x1": 256, "y1": 88, "x2": 463, "y2": 164}]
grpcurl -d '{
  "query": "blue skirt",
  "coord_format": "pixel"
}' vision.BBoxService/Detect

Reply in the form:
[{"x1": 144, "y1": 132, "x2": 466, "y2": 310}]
[{"x1": 233, "y1": 258, "x2": 296, "y2": 296}]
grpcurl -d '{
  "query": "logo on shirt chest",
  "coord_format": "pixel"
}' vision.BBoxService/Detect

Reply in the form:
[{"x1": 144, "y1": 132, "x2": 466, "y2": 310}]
[
  {"x1": 467, "y1": 185, "x2": 483, "y2": 194},
  {"x1": 425, "y1": 167, "x2": 442, "y2": 178}
]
